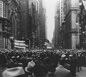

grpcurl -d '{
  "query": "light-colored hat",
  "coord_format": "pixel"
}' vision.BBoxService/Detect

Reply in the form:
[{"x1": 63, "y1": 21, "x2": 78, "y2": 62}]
[
  {"x1": 61, "y1": 54, "x2": 66, "y2": 58},
  {"x1": 28, "y1": 60, "x2": 35, "y2": 68},
  {"x1": 25, "y1": 60, "x2": 35, "y2": 72},
  {"x1": 2, "y1": 67, "x2": 25, "y2": 77},
  {"x1": 69, "y1": 55, "x2": 73, "y2": 57}
]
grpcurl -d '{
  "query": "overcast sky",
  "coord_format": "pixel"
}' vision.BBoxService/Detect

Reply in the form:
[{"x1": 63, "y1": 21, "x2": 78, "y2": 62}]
[{"x1": 43, "y1": 0, "x2": 58, "y2": 43}]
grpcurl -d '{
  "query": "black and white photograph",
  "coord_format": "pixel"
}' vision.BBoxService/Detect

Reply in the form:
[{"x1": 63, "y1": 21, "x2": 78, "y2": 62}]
[{"x1": 0, "y1": 0, "x2": 86, "y2": 77}]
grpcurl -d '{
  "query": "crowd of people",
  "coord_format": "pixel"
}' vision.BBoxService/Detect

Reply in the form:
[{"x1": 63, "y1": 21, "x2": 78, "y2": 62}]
[{"x1": 0, "y1": 49, "x2": 86, "y2": 77}]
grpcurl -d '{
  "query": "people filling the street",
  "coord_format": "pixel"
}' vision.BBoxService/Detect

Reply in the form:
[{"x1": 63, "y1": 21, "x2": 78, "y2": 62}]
[
  {"x1": 54, "y1": 55, "x2": 71, "y2": 77},
  {"x1": 1, "y1": 49, "x2": 86, "y2": 77}
]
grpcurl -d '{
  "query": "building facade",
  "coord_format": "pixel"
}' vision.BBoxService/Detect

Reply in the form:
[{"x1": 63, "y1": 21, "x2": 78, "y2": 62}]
[
  {"x1": 53, "y1": 0, "x2": 60, "y2": 48},
  {"x1": 0, "y1": 0, "x2": 21, "y2": 49},
  {"x1": 28, "y1": 0, "x2": 46, "y2": 49},
  {"x1": 38, "y1": 0, "x2": 46, "y2": 48},
  {"x1": 63, "y1": 0, "x2": 80, "y2": 49},
  {"x1": 79, "y1": 0, "x2": 86, "y2": 49},
  {"x1": 18, "y1": 0, "x2": 29, "y2": 39},
  {"x1": 0, "y1": 0, "x2": 46, "y2": 49},
  {"x1": 28, "y1": 0, "x2": 39, "y2": 49},
  {"x1": 60, "y1": 0, "x2": 65, "y2": 26},
  {"x1": 53, "y1": 0, "x2": 65, "y2": 49}
]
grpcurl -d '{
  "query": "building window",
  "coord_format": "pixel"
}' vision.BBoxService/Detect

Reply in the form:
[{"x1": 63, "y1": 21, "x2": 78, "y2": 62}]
[{"x1": 0, "y1": 1, "x2": 3, "y2": 17}]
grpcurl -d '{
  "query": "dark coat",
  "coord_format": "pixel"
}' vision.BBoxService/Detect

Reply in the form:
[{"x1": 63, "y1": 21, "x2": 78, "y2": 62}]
[{"x1": 54, "y1": 65, "x2": 71, "y2": 77}]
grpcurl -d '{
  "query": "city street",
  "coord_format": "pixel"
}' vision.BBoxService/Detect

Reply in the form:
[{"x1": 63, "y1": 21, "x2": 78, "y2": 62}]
[{"x1": 0, "y1": 0, "x2": 86, "y2": 77}]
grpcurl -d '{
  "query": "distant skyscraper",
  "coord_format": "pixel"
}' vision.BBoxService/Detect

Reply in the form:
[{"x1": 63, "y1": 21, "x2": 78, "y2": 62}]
[
  {"x1": 28, "y1": 0, "x2": 46, "y2": 48},
  {"x1": 53, "y1": 0, "x2": 60, "y2": 48}
]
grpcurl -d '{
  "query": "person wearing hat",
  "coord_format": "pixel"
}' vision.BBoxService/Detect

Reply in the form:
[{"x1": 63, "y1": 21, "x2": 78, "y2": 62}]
[
  {"x1": 54, "y1": 55, "x2": 71, "y2": 77},
  {"x1": 68, "y1": 54, "x2": 77, "y2": 76},
  {"x1": 2, "y1": 67, "x2": 25, "y2": 77},
  {"x1": 33, "y1": 62, "x2": 48, "y2": 77},
  {"x1": 25, "y1": 60, "x2": 35, "y2": 77}
]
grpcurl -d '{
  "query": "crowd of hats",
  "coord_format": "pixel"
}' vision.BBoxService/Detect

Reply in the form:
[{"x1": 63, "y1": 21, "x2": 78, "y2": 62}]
[
  {"x1": 0, "y1": 49, "x2": 85, "y2": 66},
  {"x1": 0, "y1": 49, "x2": 86, "y2": 77}
]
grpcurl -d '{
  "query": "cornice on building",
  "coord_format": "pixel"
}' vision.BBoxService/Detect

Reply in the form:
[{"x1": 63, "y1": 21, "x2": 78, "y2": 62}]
[
  {"x1": 64, "y1": 7, "x2": 80, "y2": 21},
  {"x1": 64, "y1": 0, "x2": 79, "y2": 18}
]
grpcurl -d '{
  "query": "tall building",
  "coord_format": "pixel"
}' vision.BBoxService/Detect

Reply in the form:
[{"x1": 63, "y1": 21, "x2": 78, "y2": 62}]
[
  {"x1": 0, "y1": 0, "x2": 10, "y2": 49},
  {"x1": 53, "y1": 0, "x2": 65, "y2": 49},
  {"x1": 28, "y1": 0, "x2": 46, "y2": 49},
  {"x1": 79, "y1": 0, "x2": 86, "y2": 49},
  {"x1": 60, "y1": 0, "x2": 65, "y2": 26},
  {"x1": 63, "y1": 0, "x2": 80, "y2": 49},
  {"x1": 17, "y1": 0, "x2": 37, "y2": 49},
  {"x1": 0, "y1": 0, "x2": 21, "y2": 49},
  {"x1": 18, "y1": 0, "x2": 29, "y2": 40},
  {"x1": 9, "y1": 0, "x2": 21, "y2": 40},
  {"x1": 0, "y1": 0, "x2": 46, "y2": 49},
  {"x1": 28, "y1": 0, "x2": 39, "y2": 48},
  {"x1": 53, "y1": 0, "x2": 60, "y2": 48},
  {"x1": 54, "y1": 0, "x2": 81, "y2": 49},
  {"x1": 38, "y1": 0, "x2": 46, "y2": 48}
]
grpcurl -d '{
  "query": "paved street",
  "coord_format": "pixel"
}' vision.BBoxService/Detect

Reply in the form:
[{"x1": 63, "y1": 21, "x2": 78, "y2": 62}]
[{"x1": 76, "y1": 67, "x2": 86, "y2": 77}]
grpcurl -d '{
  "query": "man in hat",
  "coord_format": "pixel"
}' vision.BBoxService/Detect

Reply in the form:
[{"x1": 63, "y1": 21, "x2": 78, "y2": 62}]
[
  {"x1": 25, "y1": 60, "x2": 35, "y2": 76},
  {"x1": 54, "y1": 55, "x2": 71, "y2": 77}
]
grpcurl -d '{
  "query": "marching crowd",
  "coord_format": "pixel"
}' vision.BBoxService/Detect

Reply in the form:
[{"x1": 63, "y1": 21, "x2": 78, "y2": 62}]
[{"x1": 0, "y1": 49, "x2": 86, "y2": 77}]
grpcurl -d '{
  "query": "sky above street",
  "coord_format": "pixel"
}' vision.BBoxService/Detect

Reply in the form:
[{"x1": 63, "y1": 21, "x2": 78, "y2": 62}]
[{"x1": 43, "y1": 0, "x2": 58, "y2": 43}]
